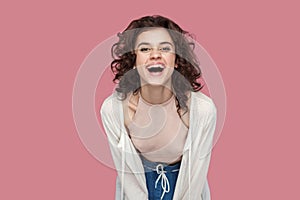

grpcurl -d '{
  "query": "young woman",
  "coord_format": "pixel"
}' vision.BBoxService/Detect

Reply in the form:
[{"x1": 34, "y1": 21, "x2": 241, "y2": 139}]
[{"x1": 101, "y1": 15, "x2": 217, "y2": 200}]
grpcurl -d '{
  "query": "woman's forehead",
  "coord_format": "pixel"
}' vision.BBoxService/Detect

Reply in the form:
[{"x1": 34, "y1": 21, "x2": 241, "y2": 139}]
[{"x1": 135, "y1": 28, "x2": 174, "y2": 45}]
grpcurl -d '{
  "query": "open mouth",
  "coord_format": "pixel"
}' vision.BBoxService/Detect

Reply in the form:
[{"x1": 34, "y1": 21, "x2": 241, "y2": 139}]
[{"x1": 146, "y1": 64, "x2": 165, "y2": 73}]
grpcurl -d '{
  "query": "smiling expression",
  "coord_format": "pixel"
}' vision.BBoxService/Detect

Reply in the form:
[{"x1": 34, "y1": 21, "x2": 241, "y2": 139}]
[{"x1": 134, "y1": 28, "x2": 176, "y2": 87}]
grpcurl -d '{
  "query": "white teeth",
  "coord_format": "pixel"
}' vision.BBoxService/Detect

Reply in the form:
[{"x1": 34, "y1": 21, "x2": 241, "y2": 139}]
[{"x1": 147, "y1": 64, "x2": 164, "y2": 69}]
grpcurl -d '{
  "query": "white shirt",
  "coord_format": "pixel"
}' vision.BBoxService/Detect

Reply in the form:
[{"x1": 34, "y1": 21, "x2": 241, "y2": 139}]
[{"x1": 100, "y1": 91, "x2": 217, "y2": 200}]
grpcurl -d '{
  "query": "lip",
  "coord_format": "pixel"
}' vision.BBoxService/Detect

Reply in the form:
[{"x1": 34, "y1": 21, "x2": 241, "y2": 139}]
[
  {"x1": 145, "y1": 63, "x2": 166, "y2": 76},
  {"x1": 146, "y1": 62, "x2": 166, "y2": 69}
]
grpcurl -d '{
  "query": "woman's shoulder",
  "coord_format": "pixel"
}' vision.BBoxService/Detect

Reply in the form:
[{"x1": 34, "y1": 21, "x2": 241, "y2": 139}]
[
  {"x1": 100, "y1": 92, "x2": 122, "y2": 116},
  {"x1": 191, "y1": 91, "x2": 217, "y2": 114},
  {"x1": 102, "y1": 91, "x2": 128, "y2": 104}
]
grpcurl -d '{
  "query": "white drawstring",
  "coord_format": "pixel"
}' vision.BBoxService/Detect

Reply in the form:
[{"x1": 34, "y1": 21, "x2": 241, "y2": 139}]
[{"x1": 155, "y1": 164, "x2": 170, "y2": 200}]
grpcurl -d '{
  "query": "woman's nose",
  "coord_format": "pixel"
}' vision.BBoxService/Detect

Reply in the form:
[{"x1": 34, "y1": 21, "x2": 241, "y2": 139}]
[{"x1": 150, "y1": 48, "x2": 162, "y2": 60}]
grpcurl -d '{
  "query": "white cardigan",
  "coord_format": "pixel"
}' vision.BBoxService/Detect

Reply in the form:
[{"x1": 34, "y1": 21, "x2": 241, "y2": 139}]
[{"x1": 100, "y1": 91, "x2": 217, "y2": 200}]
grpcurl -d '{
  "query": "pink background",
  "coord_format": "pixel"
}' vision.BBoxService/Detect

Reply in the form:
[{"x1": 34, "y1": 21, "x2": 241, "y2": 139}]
[{"x1": 1, "y1": 0, "x2": 299, "y2": 199}]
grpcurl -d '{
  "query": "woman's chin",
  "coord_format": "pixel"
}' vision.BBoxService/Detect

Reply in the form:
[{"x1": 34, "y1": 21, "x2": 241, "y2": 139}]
[
  {"x1": 139, "y1": 69, "x2": 174, "y2": 88},
  {"x1": 140, "y1": 79, "x2": 173, "y2": 89}
]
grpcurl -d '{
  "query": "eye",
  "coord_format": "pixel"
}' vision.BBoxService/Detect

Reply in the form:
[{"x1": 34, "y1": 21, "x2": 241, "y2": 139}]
[
  {"x1": 139, "y1": 47, "x2": 151, "y2": 52},
  {"x1": 160, "y1": 46, "x2": 172, "y2": 52}
]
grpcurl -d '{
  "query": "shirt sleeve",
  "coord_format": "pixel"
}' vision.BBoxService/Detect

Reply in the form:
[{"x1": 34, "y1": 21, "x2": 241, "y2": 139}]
[
  {"x1": 189, "y1": 99, "x2": 217, "y2": 200},
  {"x1": 100, "y1": 97, "x2": 148, "y2": 200},
  {"x1": 100, "y1": 98, "x2": 123, "y2": 172}
]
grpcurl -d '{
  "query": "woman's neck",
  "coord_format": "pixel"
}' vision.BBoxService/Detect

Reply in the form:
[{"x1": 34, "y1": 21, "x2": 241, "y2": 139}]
[{"x1": 140, "y1": 85, "x2": 174, "y2": 104}]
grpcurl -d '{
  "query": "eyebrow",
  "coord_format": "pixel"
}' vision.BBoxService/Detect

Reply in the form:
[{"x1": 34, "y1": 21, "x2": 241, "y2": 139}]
[{"x1": 136, "y1": 42, "x2": 174, "y2": 48}]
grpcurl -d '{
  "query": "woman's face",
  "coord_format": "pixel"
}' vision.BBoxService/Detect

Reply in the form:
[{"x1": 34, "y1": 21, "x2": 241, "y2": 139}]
[{"x1": 134, "y1": 28, "x2": 176, "y2": 87}]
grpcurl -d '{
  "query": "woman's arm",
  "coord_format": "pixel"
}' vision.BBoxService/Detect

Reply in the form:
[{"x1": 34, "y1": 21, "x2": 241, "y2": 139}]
[
  {"x1": 192, "y1": 100, "x2": 217, "y2": 200},
  {"x1": 183, "y1": 97, "x2": 217, "y2": 200},
  {"x1": 100, "y1": 97, "x2": 148, "y2": 200}
]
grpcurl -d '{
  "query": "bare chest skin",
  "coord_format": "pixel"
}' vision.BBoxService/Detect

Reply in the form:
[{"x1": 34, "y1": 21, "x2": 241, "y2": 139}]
[{"x1": 123, "y1": 92, "x2": 191, "y2": 137}]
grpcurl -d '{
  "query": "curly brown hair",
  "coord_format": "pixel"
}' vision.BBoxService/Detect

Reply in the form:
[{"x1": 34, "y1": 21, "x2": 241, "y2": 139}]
[{"x1": 111, "y1": 15, "x2": 203, "y2": 116}]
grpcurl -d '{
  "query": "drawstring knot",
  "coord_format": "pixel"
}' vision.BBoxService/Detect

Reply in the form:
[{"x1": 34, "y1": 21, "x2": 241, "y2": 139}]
[{"x1": 155, "y1": 164, "x2": 170, "y2": 200}]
